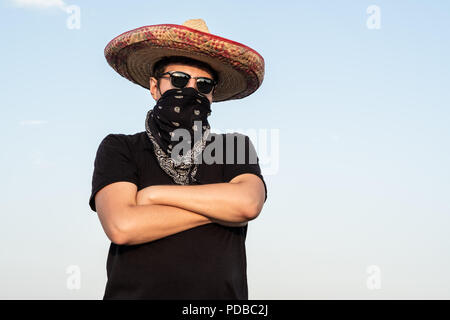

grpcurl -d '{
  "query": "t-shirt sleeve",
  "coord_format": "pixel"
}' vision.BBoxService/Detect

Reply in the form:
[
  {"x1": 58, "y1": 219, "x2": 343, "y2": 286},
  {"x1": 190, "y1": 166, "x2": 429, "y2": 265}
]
[
  {"x1": 88, "y1": 134, "x2": 139, "y2": 212},
  {"x1": 222, "y1": 133, "x2": 267, "y2": 203}
]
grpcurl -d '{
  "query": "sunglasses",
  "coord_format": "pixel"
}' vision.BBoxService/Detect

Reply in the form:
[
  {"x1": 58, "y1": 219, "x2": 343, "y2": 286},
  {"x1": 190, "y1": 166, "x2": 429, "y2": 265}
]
[{"x1": 159, "y1": 71, "x2": 217, "y2": 95}]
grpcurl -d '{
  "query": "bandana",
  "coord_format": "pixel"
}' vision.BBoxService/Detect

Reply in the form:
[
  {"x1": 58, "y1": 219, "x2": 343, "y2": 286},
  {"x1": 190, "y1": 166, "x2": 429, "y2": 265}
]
[{"x1": 145, "y1": 87, "x2": 212, "y2": 185}]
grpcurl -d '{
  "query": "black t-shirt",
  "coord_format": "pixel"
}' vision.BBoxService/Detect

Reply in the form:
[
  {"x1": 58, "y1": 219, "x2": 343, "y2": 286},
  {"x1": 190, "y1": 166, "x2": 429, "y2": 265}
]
[{"x1": 89, "y1": 131, "x2": 267, "y2": 299}]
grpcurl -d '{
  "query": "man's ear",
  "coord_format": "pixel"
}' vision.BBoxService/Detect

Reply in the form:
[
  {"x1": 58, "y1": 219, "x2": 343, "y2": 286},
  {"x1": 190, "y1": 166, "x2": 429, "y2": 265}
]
[{"x1": 149, "y1": 77, "x2": 160, "y2": 100}]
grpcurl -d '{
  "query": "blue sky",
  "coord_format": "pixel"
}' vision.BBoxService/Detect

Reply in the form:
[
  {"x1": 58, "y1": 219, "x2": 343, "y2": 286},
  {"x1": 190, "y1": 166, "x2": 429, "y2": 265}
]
[{"x1": 1, "y1": 0, "x2": 449, "y2": 299}]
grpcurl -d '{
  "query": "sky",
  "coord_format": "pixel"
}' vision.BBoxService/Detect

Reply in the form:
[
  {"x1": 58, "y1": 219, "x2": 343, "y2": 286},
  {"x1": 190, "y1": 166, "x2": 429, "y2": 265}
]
[{"x1": 0, "y1": 0, "x2": 449, "y2": 299}]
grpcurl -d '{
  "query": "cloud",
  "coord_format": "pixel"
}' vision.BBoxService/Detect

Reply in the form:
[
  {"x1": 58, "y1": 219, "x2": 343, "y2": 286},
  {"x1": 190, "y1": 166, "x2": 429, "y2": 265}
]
[{"x1": 11, "y1": 0, "x2": 68, "y2": 11}]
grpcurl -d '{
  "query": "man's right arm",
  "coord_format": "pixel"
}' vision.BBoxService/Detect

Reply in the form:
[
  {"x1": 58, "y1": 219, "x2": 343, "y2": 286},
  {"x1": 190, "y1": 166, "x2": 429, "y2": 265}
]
[{"x1": 94, "y1": 181, "x2": 244, "y2": 246}]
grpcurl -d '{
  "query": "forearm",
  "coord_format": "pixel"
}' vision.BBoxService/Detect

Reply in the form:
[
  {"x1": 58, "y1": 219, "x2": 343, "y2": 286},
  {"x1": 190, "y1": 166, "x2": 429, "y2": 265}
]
[
  {"x1": 120, "y1": 204, "x2": 212, "y2": 245},
  {"x1": 147, "y1": 182, "x2": 254, "y2": 223}
]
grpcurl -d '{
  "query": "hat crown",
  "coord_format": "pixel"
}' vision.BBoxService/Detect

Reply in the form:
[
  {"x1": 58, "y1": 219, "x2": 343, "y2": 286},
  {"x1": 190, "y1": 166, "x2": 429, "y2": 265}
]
[{"x1": 182, "y1": 19, "x2": 210, "y2": 33}]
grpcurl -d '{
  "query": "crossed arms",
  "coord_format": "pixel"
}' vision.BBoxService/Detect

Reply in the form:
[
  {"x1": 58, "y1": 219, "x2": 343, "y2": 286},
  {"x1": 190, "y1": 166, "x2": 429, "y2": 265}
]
[{"x1": 94, "y1": 173, "x2": 266, "y2": 245}]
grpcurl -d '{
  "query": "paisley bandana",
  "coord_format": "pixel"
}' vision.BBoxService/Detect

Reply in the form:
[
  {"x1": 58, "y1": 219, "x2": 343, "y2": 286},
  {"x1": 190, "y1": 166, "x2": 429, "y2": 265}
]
[{"x1": 145, "y1": 87, "x2": 212, "y2": 185}]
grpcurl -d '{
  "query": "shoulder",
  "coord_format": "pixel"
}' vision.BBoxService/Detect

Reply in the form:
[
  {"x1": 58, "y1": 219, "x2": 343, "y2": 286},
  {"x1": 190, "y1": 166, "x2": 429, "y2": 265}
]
[
  {"x1": 98, "y1": 131, "x2": 148, "y2": 152},
  {"x1": 221, "y1": 132, "x2": 247, "y2": 139},
  {"x1": 215, "y1": 132, "x2": 251, "y2": 145},
  {"x1": 205, "y1": 132, "x2": 252, "y2": 150},
  {"x1": 219, "y1": 132, "x2": 256, "y2": 150}
]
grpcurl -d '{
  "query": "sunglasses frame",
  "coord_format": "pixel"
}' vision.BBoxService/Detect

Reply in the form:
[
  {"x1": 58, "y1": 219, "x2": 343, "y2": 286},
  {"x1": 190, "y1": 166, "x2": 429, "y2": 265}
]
[{"x1": 158, "y1": 71, "x2": 217, "y2": 95}]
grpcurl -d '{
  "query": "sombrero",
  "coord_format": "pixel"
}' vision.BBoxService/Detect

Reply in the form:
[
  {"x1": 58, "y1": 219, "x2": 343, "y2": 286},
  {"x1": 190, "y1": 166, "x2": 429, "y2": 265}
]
[{"x1": 104, "y1": 18, "x2": 265, "y2": 102}]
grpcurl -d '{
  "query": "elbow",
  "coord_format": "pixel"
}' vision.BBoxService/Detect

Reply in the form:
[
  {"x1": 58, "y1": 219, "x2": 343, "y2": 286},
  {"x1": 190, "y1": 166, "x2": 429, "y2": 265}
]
[
  {"x1": 242, "y1": 200, "x2": 263, "y2": 221},
  {"x1": 234, "y1": 178, "x2": 266, "y2": 222},
  {"x1": 108, "y1": 227, "x2": 130, "y2": 245},
  {"x1": 105, "y1": 214, "x2": 134, "y2": 245},
  {"x1": 97, "y1": 201, "x2": 137, "y2": 245}
]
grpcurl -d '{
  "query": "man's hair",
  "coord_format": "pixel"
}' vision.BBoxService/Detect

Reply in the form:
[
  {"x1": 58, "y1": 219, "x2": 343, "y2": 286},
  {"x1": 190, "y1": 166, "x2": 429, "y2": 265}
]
[{"x1": 152, "y1": 56, "x2": 219, "y2": 83}]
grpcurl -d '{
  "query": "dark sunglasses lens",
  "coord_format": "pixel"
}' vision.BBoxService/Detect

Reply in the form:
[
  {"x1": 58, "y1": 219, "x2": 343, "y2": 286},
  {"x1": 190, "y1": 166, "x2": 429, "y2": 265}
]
[
  {"x1": 196, "y1": 78, "x2": 214, "y2": 94},
  {"x1": 170, "y1": 73, "x2": 190, "y2": 88}
]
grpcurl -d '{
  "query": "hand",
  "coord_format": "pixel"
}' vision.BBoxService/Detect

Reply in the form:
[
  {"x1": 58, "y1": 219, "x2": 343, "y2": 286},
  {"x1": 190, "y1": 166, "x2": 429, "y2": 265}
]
[{"x1": 136, "y1": 186, "x2": 157, "y2": 206}]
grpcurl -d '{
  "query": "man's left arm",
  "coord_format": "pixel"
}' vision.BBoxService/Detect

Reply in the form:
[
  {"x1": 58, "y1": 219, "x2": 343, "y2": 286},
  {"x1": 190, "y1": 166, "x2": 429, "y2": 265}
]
[{"x1": 138, "y1": 173, "x2": 266, "y2": 223}]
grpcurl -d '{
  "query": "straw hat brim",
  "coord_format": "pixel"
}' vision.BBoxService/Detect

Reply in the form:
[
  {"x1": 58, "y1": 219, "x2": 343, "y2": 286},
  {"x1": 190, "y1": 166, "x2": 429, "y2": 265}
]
[{"x1": 104, "y1": 24, "x2": 265, "y2": 102}]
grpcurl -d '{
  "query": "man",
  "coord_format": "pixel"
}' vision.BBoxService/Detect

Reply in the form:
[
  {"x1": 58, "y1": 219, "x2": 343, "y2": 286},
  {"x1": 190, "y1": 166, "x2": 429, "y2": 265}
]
[{"x1": 89, "y1": 19, "x2": 267, "y2": 299}]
